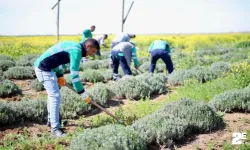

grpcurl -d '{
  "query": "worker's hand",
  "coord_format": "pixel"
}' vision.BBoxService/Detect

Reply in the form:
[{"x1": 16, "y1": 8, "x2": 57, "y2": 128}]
[
  {"x1": 134, "y1": 66, "x2": 139, "y2": 70},
  {"x1": 82, "y1": 57, "x2": 88, "y2": 64},
  {"x1": 81, "y1": 92, "x2": 91, "y2": 103},
  {"x1": 57, "y1": 77, "x2": 66, "y2": 86}
]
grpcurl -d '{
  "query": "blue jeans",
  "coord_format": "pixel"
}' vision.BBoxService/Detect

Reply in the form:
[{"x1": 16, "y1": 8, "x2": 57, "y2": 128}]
[
  {"x1": 149, "y1": 49, "x2": 174, "y2": 74},
  {"x1": 111, "y1": 51, "x2": 132, "y2": 76},
  {"x1": 35, "y1": 68, "x2": 61, "y2": 131}
]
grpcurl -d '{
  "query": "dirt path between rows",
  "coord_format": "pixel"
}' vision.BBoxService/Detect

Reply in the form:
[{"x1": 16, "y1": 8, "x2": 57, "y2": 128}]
[{"x1": 174, "y1": 113, "x2": 250, "y2": 150}]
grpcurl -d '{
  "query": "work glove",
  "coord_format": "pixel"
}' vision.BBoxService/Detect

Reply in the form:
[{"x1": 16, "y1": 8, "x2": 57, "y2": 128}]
[
  {"x1": 82, "y1": 57, "x2": 88, "y2": 64},
  {"x1": 81, "y1": 92, "x2": 91, "y2": 103},
  {"x1": 57, "y1": 77, "x2": 66, "y2": 86}
]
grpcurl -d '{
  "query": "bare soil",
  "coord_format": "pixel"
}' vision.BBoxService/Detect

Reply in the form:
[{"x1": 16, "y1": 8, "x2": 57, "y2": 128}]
[{"x1": 175, "y1": 113, "x2": 250, "y2": 150}]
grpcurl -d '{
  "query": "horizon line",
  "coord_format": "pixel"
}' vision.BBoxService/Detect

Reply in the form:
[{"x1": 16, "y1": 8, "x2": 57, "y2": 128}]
[{"x1": 0, "y1": 31, "x2": 250, "y2": 37}]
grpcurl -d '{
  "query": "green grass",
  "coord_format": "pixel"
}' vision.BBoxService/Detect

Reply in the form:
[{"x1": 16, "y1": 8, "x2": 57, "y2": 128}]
[
  {"x1": 90, "y1": 98, "x2": 163, "y2": 127},
  {"x1": 168, "y1": 74, "x2": 243, "y2": 102},
  {"x1": 207, "y1": 141, "x2": 216, "y2": 150},
  {"x1": 0, "y1": 126, "x2": 84, "y2": 150}
]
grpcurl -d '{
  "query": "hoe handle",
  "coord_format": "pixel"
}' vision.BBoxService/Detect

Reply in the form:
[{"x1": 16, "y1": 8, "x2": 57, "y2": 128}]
[{"x1": 65, "y1": 83, "x2": 123, "y2": 124}]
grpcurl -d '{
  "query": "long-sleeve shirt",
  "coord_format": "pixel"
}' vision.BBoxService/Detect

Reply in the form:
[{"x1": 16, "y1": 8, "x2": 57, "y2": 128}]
[
  {"x1": 148, "y1": 40, "x2": 171, "y2": 54},
  {"x1": 112, "y1": 42, "x2": 139, "y2": 67},
  {"x1": 112, "y1": 33, "x2": 130, "y2": 44},
  {"x1": 80, "y1": 29, "x2": 92, "y2": 43},
  {"x1": 95, "y1": 35, "x2": 108, "y2": 48},
  {"x1": 34, "y1": 41, "x2": 86, "y2": 94}
]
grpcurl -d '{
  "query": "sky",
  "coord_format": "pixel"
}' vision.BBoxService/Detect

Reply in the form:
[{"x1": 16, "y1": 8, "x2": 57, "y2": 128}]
[{"x1": 0, "y1": 0, "x2": 250, "y2": 35}]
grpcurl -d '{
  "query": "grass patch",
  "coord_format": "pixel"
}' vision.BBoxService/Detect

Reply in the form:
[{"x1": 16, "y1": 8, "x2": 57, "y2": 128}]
[
  {"x1": 90, "y1": 99, "x2": 163, "y2": 127},
  {"x1": 168, "y1": 75, "x2": 243, "y2": 102},
  {"x1": 0, "y1": 126, "x2": 84, "y2": 150}
]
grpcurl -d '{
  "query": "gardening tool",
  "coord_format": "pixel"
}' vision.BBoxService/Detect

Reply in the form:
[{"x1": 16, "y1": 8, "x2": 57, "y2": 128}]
[
  {"x1": 133, "y1": 68, "x2": 144, "y2": 74},
  {"x1": 137, "y1": 68, "x2": 144, "y2": 74},
  {"x1": 65, "y1": 83, "x2": 124, "y2": 124}
]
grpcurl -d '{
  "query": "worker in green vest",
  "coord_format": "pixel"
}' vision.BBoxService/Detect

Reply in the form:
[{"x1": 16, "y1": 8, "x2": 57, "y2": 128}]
[
  {"x1": 80, "y1": 25, "x2": 96, "y2": 63},
  {"x1": 34, "y1": 39, "x2": 100, "y2": 138},
  {"x1": 80, "y1": 25, "x2": 96, "y2": 43}
]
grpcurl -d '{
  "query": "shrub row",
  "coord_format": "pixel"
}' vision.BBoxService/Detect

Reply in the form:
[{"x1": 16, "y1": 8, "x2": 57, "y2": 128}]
[
  {"x1": 0, "y1": 55, "x2": 14, "y2": 61},
  {"x1": 138, "y1": 61, "x2": 166, "y2": 73},
  {"x1": 31, "y1": 79, "x2": 44, "y2": 92},
  {"x1": 0, "y1": 99, "x2": 47, "y2": 125},
  {"x1": 194, "y1": 48, "x2": 232, "y2": 57},
  {"x1": 16, "y1": 54, "x2": 39, "y2": 67},
  {"x1": 0, "y1": 69, "x2": 3, "y2": 78},
  {"x1": 66, "y1": 68, "x2": 138, "y2": 84},
  {"x1": 209, "y1": 84, "x2": 250, "y2": 112},
  {"x1": 59, "y1": 87, "x2": 91, "y2": 119},
  {"x1": 0, "y1": 72, "x2": 167, "y2": 125},
  {"x1": 70, "y1": 99, "x2": 223, "y2": 149},
  {"x1": 86, "y1": 83, "x2": 114, "y2": 106},
  {"x1": 132, "y1": 98, "x2": 223, "y2": 146},
  {"x1": 4, "y1": 66, "x2": 35, "y2": 79},
  {"x1": 70, "y1": 125, "x2": 146, "y2": 150},
  {"x1": 0, "y1": 80, "x2": 22, "y2": 98},
  {"x1": 110, "y1": 76, "x2": 151, "y2": 100},
  {"x1": 110, "y1": 73, "x2": 167, "y2": 100},
  {"x1": 168, "y1": 62, "x2": 230, "y2": 85},
  {"x1": 0, "y1": 54, "x2": 39, "y2": 70},
  {"x1": 67, "y1": 72, "x2": 167, "y2": 102},
  {"x1": 81, "y1": 59, "x2": 110, "y2": 70},
  {"x1": 0, "y1": 82, "x2": 115, "y2": 125},
  {"x1": 0, "y1": 60, "x2": 15, "y2": 71},
  {"x1": 80, "y1": 70, "x2": 105, "y2": 83},
  {"x1": 0, "y1": 90, "x2": 85, "y2": 125}
]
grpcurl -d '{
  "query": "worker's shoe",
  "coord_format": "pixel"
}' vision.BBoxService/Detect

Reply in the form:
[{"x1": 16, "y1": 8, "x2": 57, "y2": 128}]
[
  {"x1": 50, "y1": 129, "x2": 66, "y2": 138},
  {"x1": 112, "y1": 73, "x2": 119, "y2": 81}
]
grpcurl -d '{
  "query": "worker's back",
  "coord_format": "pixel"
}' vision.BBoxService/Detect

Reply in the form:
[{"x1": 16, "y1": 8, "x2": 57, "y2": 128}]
[
  {"x1": 112, "y1": 33, "x2": 130, "y2": 43},
  {"x1": 112, "y1": 42, "x2": 134, "y2": 66},
  {"x1": 149, "y1": 40, "x2": 171, "y2": 53}
]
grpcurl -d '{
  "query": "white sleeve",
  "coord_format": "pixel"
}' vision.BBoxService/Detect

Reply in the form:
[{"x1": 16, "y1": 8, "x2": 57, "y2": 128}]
[{"x1": 100, "y1": 38, "x2": 104, "y2": 45}]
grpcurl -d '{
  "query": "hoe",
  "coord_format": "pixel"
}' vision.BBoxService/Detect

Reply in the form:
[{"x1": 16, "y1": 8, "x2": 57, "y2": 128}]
[{"x1": 65, "y1": 83, "x2": 124, "y2": 124}]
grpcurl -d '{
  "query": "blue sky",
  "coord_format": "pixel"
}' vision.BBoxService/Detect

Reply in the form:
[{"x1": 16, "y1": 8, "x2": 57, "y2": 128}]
[{"x1": 0, "y1": 0, "x2": 250, "y2": 35}]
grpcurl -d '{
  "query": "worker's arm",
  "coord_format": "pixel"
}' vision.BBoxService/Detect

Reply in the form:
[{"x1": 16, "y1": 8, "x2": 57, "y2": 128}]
[
  {"x1": 132, "y1": 47, "x2": 139, "y2": 68},
  {"x1": 100, "y1": 38, "x2": 108, "y2": 48},
  {"x1": 164, "y1": 41, "x2": 171, "y2": 54},
  {"x1": 53, "y1": 64, "x2": 67, "y2": 78},
  {"x1": 69, "y1": 50, "x2": 85, "y2": 94}
]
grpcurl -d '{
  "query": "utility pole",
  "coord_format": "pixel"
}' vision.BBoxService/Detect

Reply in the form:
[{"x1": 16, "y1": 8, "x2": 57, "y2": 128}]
[
  {"x1": 51, "y1": 0, "x2": 61, "y2": 43},
  {"x1": 122, "y1": 0, "x2": 125, "y2": 32},
  {"x1": 121, "y1": 0, "x2": 134, "y2": 32},
  {"x1": 56, "y1": 0, "x2": 60, "y2": 42}
]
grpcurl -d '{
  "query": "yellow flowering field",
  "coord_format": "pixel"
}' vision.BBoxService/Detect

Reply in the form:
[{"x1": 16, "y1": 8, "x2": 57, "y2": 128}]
[{"x1": 0, "y1": 33, "x2": 250, "y2": 59}]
